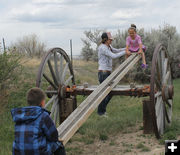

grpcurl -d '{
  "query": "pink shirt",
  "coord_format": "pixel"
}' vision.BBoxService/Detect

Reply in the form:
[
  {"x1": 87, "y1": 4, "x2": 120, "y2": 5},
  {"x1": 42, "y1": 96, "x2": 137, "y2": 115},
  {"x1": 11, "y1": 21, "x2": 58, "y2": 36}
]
[{"x1": 126, "y1": 34, "x2": 142, "y2": 52}]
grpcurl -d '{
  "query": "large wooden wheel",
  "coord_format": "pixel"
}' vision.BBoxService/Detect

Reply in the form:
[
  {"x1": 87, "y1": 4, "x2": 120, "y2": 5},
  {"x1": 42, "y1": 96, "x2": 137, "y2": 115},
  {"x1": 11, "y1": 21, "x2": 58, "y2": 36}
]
[
  {"x1": 150, "y1": 44, "x2": 174, "y2": 139},
  {"x1": 36, "y1": 48, "x2": 76, "y2": 126}
]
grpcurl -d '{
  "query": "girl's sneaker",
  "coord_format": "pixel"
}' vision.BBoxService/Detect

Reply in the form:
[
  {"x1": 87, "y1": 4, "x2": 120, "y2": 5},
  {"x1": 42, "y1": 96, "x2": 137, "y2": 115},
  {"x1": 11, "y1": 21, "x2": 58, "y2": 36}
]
[{"x1": 141, "y1": 64, "x2": 148, "y2": 69}]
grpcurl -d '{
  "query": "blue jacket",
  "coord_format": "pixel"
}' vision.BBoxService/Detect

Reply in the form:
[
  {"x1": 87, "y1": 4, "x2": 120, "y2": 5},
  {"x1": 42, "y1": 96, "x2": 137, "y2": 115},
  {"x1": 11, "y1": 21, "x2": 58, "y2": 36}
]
[{"x1": 11, "y1": 106, "x2": 60, "y2": 155}]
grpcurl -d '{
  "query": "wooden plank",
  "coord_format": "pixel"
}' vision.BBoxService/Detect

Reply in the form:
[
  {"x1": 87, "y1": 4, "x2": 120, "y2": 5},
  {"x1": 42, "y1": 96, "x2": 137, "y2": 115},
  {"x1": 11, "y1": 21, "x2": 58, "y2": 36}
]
[{"x1": 57, "y1": 54, "x2": 141, "y2": 145}]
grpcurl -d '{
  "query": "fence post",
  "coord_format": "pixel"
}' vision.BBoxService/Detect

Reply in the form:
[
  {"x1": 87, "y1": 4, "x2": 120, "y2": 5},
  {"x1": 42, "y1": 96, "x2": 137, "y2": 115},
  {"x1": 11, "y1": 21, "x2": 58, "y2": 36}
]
[
  {"x1": 70, "y1": 39, "x2": 73, "y2": 66},
  {"x1": 3, "y1": 38, "x2": 6, "y2": 52}
]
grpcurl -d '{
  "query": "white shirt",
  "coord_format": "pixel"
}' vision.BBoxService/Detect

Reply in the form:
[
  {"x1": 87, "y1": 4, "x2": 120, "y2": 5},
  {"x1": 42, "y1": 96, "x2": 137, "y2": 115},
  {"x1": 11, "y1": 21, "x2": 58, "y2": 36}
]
[{"x1": 98, "y1": 44, "x2": 126, "y2": 71}]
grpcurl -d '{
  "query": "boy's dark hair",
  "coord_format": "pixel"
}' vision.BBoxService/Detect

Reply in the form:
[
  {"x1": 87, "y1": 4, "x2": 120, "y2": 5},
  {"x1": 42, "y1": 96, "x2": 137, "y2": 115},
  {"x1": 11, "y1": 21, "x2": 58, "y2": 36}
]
[{"x1": 27, "y1": 87, "x2": 46, "y2": 106}]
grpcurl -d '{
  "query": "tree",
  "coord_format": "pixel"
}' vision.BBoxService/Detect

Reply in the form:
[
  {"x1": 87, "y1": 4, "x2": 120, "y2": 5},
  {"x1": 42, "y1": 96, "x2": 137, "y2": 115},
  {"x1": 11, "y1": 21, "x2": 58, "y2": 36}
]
[
  {"x1": 11, "y1": 34, "x2": 46, "y2": 58},
  {"x1": 0, "y1": 52, "x2": 22, "y2": 91},
  {"x1": 84, "y1": 29, "x2": 103, "y2": 45},
  {"x1": 81, "y1": 29, "x2": 105, "y2": 61},
  {"x1": 81, "y1": 39, "x2": 94, "y2": 61}
]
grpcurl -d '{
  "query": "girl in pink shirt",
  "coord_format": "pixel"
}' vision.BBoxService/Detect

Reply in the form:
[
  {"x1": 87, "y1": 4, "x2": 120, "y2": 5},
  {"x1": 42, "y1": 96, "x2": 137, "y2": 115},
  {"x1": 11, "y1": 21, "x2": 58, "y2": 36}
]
[{"x1": 126, "y1": 24, "x2": 147, "y2": 68}]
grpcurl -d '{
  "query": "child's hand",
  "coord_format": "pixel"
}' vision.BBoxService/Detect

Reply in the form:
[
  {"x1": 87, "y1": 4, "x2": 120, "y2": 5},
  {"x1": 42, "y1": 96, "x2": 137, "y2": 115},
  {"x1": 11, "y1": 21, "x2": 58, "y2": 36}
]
[
  {"x1": 126, "y1": 50, "x2": 131, "y2": 56},
  {"x1": 138, "y1": 49, "x2": 143, "y2": 54}
]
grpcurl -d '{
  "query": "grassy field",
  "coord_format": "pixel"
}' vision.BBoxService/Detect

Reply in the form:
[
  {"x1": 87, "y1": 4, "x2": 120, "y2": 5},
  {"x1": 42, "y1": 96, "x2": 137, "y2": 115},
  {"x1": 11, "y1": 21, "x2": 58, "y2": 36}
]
[{"x1": 0, "y1": 58, "x2": 180, "y2": 155}]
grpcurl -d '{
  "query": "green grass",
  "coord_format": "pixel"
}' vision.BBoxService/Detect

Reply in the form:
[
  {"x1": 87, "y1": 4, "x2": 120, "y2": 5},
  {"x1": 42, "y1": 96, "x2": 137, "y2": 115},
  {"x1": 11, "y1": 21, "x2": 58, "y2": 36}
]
[
  {"x1": 66, "y1": 146, "x2": 83, "y2": 155},
  {"x1": 136, "y1": 142, "x2": 150, "y2": 152},
  {"x1": 99, "y1": 133, "x2": 108, "y2": 141},
  {"x1": 0, "y1": 58, "x2": 180, "y2": 155}
]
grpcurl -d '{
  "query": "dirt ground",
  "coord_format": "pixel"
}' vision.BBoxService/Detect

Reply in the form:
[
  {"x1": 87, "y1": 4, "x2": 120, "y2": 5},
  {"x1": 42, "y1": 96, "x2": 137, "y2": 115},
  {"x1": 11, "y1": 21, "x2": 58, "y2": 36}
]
[{"x1": 67, "y1": 124, "x2": 165, "y2": 155}]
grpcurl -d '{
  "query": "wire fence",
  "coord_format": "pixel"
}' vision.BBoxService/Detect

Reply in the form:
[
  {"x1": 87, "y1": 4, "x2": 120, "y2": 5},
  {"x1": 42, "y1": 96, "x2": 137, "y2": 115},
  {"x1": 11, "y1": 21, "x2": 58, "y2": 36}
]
[{"x1": 70, "y1": 55, "x2": 82, "y2": 60}]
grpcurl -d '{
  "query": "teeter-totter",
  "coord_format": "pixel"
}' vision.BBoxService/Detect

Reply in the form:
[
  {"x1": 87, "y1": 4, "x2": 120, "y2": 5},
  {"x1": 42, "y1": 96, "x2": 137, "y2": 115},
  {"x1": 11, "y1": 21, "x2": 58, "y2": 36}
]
[{"x1": 36, "y1": 43, "x2": 174, "y2": 145}]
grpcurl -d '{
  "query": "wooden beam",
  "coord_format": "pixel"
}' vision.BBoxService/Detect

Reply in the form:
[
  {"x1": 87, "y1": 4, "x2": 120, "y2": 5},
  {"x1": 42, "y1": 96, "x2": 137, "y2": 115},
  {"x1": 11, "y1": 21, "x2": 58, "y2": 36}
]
[
  {"x1": 57, "y1": 54, "x2": 141, "y2": 145},
  {"x1": 75, "y1": 85, "x2": 150, "y2": 96}
]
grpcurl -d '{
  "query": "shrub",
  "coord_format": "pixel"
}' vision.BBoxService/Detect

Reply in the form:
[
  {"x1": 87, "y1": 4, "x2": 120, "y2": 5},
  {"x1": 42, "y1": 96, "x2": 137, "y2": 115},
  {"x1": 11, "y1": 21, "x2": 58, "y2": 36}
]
[
  {"x1": 0, "y1": 52, "x2": 22, "y2": 91},
  {"x1": 11, "y1": 34, "x2": 46, "y2": 58}
]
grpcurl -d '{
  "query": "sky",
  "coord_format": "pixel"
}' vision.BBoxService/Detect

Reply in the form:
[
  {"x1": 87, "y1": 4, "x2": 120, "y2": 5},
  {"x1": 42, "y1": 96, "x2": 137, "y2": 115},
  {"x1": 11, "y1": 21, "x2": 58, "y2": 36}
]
[{"x1": 0, "y1": 0, "x2": 180, "y2": 55}]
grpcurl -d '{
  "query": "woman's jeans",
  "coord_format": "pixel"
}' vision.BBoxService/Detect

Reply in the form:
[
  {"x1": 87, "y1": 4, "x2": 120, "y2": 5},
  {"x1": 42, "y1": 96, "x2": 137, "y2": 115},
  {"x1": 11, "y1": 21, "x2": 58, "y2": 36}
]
[{"x1": 97, "y1": 71, "x2": 112, "y2": 115}]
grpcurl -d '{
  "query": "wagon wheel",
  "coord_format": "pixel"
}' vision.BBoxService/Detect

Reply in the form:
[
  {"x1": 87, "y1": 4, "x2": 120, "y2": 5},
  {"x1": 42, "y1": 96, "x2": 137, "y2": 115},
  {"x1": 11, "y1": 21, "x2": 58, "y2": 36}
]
[
  {"x1": 36, "y1": 48, "x2": 76, "y2": 126},
  {"x1": 150, "y1": 44, "x2": 174, "y2": 139}
]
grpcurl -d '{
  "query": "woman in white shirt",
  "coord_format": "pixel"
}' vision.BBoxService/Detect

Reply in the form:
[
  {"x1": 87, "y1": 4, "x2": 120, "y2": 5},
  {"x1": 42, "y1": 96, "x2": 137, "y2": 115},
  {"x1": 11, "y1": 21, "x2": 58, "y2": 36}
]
[{"x1": 97, "y1": 32, "x2": 126, "y2": 116}]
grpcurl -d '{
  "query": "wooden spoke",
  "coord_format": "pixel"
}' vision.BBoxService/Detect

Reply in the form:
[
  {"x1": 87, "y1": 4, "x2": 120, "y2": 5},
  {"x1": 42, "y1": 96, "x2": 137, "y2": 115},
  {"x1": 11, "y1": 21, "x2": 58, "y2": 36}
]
[
  {"x1": 48, "y1": 60, "x2": 59, "y2": 86},
  {"x1": 54, "y1": 51, "x2": 60, "y2": 83},
  {"x1": 50, "y1": 99, "x2": 58, "y2": 117},
  {"x1": 168, "y1": 99, "x2": 173, "y2": 108},
  {"x1": 155, "y1": 96, "x2": 162, "y2": 117},
  {"x1": 163, "y1": 71, "x2": 170, "y2": 85},
  {"x1": 166, "y1": 99, "x2": 172, "y2": 108},
  {"x1": 155, "y1": 96, "x2": 164, "y2": 134},
  {"x1": 165, "y1": 99, "x2": 172, "y2": 123},
  {"x1": 54, "y1": 98, "x2": 59, "y2": 124},
  {"x1": 163, "y1": 58, "x2": 168, "y2": 78},
  {"x1": 65, "y1": 75, "x2": 73, "y2": 85},
  {"x1": 43, "y1": 73, "x2": 57, "y2": 89},
  {"x1": 155, "y1": 63, "x2": 162, "y2": 88},
  {"x1": 45, "y1": 95, "x2": 57, "y2": 108},
  {"x1": 155, "y1": 91, "x2": 161, "y2": 98},
  {"x1": 62, "y1": 63, "x2": 69, "y2": 84},
  {"x1": 168, "y1": 69, "x2": 172, "y2": 85},
  {"x1": 157, "y1": 54, "x2": 162, "y2": 79},
  {"x1": 155, "y1": 76, "x2": 161, "y2": 90},
  {"x1": 161, "y1": 50, "x2": 165, "y2": 74},
  {"x1": 59, "y1": 54, "x2": 64, "y2": 84}
]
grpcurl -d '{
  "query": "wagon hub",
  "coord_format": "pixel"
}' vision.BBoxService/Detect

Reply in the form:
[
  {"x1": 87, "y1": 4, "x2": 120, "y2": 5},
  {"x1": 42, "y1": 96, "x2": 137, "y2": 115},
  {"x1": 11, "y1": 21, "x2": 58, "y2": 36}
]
[
  {"x1": 162, "y1": 85, "x2": 174, "y2": 101},
  {"x1": 58, "y1": 84, "x2": 66, "y2": 99}
]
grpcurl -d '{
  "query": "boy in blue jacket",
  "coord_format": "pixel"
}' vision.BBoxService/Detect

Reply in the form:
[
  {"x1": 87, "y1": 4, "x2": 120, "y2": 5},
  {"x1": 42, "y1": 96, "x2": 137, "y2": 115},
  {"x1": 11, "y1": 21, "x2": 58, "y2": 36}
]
[{"x1": 11, "y1": 87, "x2": 66, "y2": 155}]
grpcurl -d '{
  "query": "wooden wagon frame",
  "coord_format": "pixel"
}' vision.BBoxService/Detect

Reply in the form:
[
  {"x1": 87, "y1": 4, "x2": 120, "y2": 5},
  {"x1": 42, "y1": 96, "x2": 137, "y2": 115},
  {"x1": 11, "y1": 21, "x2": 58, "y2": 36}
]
[{"x1": 36, "y1": 43, "x2": 174, "y2": 145}]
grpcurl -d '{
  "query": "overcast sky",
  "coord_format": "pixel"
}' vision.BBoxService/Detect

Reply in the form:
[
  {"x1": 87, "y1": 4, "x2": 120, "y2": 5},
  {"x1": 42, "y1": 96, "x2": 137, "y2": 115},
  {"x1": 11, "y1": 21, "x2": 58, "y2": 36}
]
[{"x1": 0, "y1": 0, "x2": 180, "y2": 55}]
